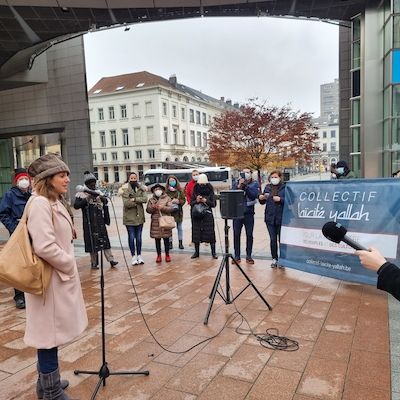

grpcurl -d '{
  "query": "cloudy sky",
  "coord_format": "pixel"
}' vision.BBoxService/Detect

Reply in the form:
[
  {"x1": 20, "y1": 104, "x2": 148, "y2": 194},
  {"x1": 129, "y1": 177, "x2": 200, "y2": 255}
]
[{"x1": 83, "y1": 16, "x2": 338, "y2": 117}]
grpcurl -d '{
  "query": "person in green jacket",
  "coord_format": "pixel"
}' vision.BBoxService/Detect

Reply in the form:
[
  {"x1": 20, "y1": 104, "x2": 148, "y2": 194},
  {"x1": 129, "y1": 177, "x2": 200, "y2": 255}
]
[
  {"x1": 165, "y1": 175, "x2": 186, "y2": 249},
  {"x1": 335, "y1": 160, "x2": 357, "y2": 179},
  {"x1": 121, "y1": 172, "x2": 148, "y2": 265}
]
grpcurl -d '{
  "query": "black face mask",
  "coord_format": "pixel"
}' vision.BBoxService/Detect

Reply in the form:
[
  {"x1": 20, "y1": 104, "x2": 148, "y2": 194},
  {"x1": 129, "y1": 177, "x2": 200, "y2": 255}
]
[{"x1": 130, "y1": 181, "x2": 138, "y2": 188}]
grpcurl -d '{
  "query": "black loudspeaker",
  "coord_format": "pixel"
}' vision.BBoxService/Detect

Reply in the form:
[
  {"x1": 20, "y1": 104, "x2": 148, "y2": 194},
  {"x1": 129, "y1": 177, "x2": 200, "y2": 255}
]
[{"x1": 220, "y1": 190, "x2": 244, "y2": 219}]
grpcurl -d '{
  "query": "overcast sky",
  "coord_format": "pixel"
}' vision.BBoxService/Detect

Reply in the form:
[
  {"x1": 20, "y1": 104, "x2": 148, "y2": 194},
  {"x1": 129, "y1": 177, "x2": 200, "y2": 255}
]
[{"x1": 83, "y1": 16, "x2": 338, "y2": 117}]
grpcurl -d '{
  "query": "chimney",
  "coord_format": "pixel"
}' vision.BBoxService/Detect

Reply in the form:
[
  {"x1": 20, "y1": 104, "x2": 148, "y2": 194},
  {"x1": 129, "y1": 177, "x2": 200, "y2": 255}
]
[
  {"x1": 220, "y1": 96, "x2": 225, "y2": 102},
  {"x1": 226, "y1": 99, "x2": 232, "y2": 105},
  {"x1": 169, "y1": 74, "x2": 177, "y2": 87}
]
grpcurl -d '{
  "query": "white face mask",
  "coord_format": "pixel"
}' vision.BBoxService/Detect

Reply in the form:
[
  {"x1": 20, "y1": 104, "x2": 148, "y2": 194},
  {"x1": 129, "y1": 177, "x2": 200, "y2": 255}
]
[
  {"x1": 154, "y1": 189, "x2": 163, "y2": 197},
  {"x1": 336, "y1": 167, "x2": 344, "y2": 174},
  {"x1": 244, "y1": 172, "x2": 251, "y2": 180},
  {"x1": 193, "y1": 175, "x2": 199, "y2": 181},
  {"x1": 270, "y1": 177, "x2": 280, "y2": 185},
  {"x1": 17, "y1": 178, "x2": 30, "y2": 189}
]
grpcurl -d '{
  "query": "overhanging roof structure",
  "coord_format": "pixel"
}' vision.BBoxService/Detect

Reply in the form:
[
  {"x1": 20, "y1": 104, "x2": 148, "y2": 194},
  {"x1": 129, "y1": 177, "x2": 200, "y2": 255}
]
[{"x1": 0, "y1": 0, "x2": 380, "y2": 77}]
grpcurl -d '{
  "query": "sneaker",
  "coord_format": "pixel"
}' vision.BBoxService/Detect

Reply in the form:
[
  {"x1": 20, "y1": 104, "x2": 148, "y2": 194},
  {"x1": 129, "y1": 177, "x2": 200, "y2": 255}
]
[
  {"x1": 137, "y1": 255, "x2": 144, "y2": 264},
  {"x1": 110, "y1": 261, "x2": 119, "y2": 268},
  {"x1": 246, "y1": 258, "x2": 255, "y2": 264},
  {"x1": 271, "y1": 259, "x2": 278, "y2": 268},
  {"x1": 165, "y1": 254, "x2": 171, "y2": 262},
  {"x1": 15, "y1": 298, "x2": 25, "y2": 309},
  {"x1": 131, "y1": 256, "x2": 138, "y2": 266},
  {"x1": 156, "y1": 255, "x2": 162, "y2": 263},
  {"x1": 231, "y1": 258, "x2": 241, "y2": 264}
]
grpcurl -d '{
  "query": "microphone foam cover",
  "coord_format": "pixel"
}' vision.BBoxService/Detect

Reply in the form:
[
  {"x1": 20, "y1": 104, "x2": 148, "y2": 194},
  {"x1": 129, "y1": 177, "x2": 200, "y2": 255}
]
[{"x1": 322, "y1": 221, "x2": 347, "y2": 243}]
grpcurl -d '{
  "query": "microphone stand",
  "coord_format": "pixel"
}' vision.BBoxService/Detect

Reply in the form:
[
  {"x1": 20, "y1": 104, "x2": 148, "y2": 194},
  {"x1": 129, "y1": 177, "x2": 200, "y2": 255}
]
[{"x1": 74, "y1": 197, "x2": 149, "y2": 399}]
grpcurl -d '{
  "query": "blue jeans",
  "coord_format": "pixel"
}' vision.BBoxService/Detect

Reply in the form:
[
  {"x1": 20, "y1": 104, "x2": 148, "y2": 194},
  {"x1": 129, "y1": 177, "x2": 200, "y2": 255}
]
[
  {"x1": 176, "y1": 221, "x2": 183, "y2": 241},
  {"x1": 126, "y1": 225, "x2": 143, "y2": 256},
  {"x1": 233, "y1": 213, "x2": 254, "y2": 259},
  {"x1": 38, "y1": 347, "x2": 58, "y2": 374},
  {"x1": 267, "y1": 223, "x2": 281, "y2": 260}
]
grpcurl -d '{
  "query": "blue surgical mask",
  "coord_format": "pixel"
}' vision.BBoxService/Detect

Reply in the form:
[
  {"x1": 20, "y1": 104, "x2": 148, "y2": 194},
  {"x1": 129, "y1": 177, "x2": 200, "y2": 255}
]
[{"x1": 169, "y1": 179, "x2": 176, "y2": 187}]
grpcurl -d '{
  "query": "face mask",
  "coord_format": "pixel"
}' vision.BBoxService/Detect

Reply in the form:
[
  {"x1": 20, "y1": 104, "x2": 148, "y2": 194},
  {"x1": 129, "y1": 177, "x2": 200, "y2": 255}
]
[
  {"x1": 169, "y1": 180, "x2": 176, "y2": 187},
  {"x1": 154, "y1": 189, "x2": 163, "y2": 197},
  {"x1": 130, "y1": 181, "x2": 138, "y2": 188},
  {"x1": 244, "y1": 172, "x2": 251, "y2": 180},
  {"x1": 17, "y1": 178, "x2": 30, "y2": 189},
  {"x1": 193, "y1": 175, "x2": 199, "y2": 181},
  {"x1": 270, "y1": 177, "x2": 280, "y2": 185},
  {"x1": 336, "y1": 167, "x2": 344, "y2": 174}
]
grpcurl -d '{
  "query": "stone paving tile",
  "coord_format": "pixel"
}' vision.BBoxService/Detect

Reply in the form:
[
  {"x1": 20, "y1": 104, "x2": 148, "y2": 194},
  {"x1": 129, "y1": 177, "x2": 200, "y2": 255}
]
[
  {"x1": 197, "y1": 375, "x2": 251, "y2": 400},
  {"x1": 342, "y1": 381, "x2": 391, "y2": 400},
  {"x1": 152, "y1": 388, "x2": 197, "y2": 400},
  {"x1": 286, "y1": 316, "x2": 324, "y2": 342},
  {"x1": 297, "y1": 357, "x2": 347, "y2": 400},
  {"x1": 312, "y1": 331, "x2": 353, "y2": 362}
]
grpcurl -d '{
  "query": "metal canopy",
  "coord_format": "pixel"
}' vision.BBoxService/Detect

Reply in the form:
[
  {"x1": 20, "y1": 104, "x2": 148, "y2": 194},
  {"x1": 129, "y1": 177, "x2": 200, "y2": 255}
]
[{"x1": 0, "y1": 1, "x2": 379, "y2": 76}]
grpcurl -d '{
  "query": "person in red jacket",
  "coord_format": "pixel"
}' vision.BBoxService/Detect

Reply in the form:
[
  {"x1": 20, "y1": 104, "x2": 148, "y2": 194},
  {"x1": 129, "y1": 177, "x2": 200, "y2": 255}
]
[{"x1": 184, "y1": 169, "x2": 199, "y2": 204}]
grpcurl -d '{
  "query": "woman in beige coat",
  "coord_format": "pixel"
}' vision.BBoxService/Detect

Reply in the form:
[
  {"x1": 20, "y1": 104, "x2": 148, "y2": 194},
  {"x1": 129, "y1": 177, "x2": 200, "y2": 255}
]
[
  {"x1": 146, "y1": 183, "x2": 175, "y2": 263},
  {"x1": 26, "y1": 153, "x2": 88, "y2": 400}
]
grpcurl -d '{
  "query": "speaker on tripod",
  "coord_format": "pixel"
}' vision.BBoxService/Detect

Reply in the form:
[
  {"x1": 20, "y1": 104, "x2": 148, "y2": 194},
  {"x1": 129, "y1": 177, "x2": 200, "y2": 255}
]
[{"x1": 204, "y1": 190, "x2": 272, "y2": 324}]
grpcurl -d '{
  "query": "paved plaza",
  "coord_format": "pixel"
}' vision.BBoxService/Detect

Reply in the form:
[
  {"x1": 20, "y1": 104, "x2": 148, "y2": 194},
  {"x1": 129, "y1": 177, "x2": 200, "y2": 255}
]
[{"x1": 1, "y1": 175, "x2": 399, "y2": 399}]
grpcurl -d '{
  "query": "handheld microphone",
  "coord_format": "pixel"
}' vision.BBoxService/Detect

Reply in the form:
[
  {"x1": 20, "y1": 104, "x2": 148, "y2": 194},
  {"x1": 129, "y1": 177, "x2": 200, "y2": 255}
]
[
  {"x1": 76, "y1": 185, "x2": 103, "y2": 197},
  {"x1": 321, "y1": 221, "x2": 369, "y2": 251}
]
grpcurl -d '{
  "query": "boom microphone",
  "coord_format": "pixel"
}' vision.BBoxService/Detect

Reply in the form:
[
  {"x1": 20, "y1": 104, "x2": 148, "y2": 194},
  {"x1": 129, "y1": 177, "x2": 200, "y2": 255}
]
[
  {"x1": 75, "y1": 185, "x2": 103, "y2": 197},
  {"x1": 322, "y1": 221, "x2": 369, "y2": 251}
]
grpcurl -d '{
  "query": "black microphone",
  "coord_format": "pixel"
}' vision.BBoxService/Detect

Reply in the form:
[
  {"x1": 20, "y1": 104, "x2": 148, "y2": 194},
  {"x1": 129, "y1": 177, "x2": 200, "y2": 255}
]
[
  {"x1": 322, "y1": 221, "x2": 369, "y2": 251},
  {"x1": 76, "y1": 185, "x2": 103, "y2": 197}
]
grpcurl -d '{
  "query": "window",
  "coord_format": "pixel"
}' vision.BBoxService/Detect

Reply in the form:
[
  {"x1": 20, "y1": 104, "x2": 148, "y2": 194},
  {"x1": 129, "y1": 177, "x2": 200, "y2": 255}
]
[
  {"x1": 164, "y1": 127, "x2": 169, "y2": 144},
  {"x1": 147, "y1": 126, "x2": 155, "y2": 143},
  {"x1": 98, "y1": 108, "x2": 104, "y2": 121},
  {"x1": 145, "y1": 101, "x2": 153, "y2": 116},
  {"x1": 173, "y1": 127, "x2": 178, "y2": 144},
  {"x1": 172, "y1": 104, "x2": 177, "y2": 118},
  {"x1": 182, "y1": 129, "x2": 186, "y2": 146},
  {"x1": 110, "y1": 130, "x2": 117, "y2": 146},
  {"x1": 202, "y1": 132, "x2": 207, "y2": 148},
  {"x1": 330, "y1": 130, "x2": 336, "y2": 138},
  {"x1": 196, "y1": 111, "x2": 201, "y2": 124},
  {"x1": 123, "y1": 151, "x2": 130, "y2": 160},
  {"x1": 197, "y1": 131, "x2": 202, "y2": 147},
  {"x1": 162, "y1": 102, "x2": 168, "y2": 116},
  {"x1": 93, "y1": 153, "x2": 97, "y2": 161},
  {"x1": 120, "y1": 105, "x2": 127, "y2": 118},
  {"x1": 322, "y1": 131, "x2": 327, "y2": 139},
  {"x1": 137, "y1": 164, "x2": 144, "y2": 179},
  {"x1": 122, "y1": 129, "x2": 129, "y2": 146},
  {"x1": 111, "y1": 152, "x2": 118, "y2": 161},
  {"x1": 202, "y1": 112, "x2": 207, "y2": 126},
  {"x1": 148, "y1": 149, "x2": 155, "y2": 159},
  {"x1": 104, "y1": 167, "x2": 109, "y2": 182},
  {"x1": 134, "y1": 127, "x2": 141, "y2": 144},
  {"x1": 100, "y1": 131, "x2": 106, "y2": 147},
  {"x1": 189, "y1": 109, "x2": 194, "y2": 123},
  {"x1": 322, "y1": 143, "x2": 327, "y2": 152},
  {"x1": 132, "y1": 103, "x2": 140, "y2": 118},
  {"x1": 101, "y1": 152, "x2": 107, "y2": 161},
  {"x1": 190, "y1": 130, "x2": 195, "y2": 146},
  {"x1": 181, "y1": 107, "x2": 186, "y2": 120},
  {"x1": 136, "y1": 150, "x2": 142, "y2": 159},
  {"x1": 93, "y1": 167, "x2": 98, "y2": 179},
  {"x1": 108, "y1": 106, "x2": 115, "y2": 120},
  {"x1": 125, "y1": 165, "x2": 131, "y2": 181},
  {"x1": 330, "y1": 143, "x2": 337, "y2": 152},
  {"x1": 114, "y1": 166, "x2": 119, "y2": 182}
]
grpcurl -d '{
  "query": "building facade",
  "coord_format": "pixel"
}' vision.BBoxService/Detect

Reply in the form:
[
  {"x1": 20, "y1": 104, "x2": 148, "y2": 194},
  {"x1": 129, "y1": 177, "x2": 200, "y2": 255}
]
[
  {"x1": 320, "y1": 79, "x2": 339, "y2": 119},
  {"x1": 89, "y1": 71, "x2": 233, "y2": 184}
]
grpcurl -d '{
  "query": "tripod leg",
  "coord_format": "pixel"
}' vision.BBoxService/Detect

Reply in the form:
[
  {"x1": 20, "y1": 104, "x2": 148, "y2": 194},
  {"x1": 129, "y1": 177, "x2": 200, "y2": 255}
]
[{"x1": 204, "y1": 255, "x2": 227, "y2": 324}]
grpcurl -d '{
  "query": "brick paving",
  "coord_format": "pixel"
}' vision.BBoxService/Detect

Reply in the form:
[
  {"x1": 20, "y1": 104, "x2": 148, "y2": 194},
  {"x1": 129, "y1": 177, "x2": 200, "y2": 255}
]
[{"x1": 0, "y1": 187, "x2": 396, "y2": 399}]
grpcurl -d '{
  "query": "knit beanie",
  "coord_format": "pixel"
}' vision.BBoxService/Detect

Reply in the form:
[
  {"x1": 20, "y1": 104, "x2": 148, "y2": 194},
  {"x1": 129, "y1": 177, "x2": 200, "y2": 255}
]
[
  {"x1": 13, "y1": 168, "x2": 29, "y2": 183},
  {"x1": 28, "y1": 153, "x2": 70, "y2": 182},
  {"x1": 197, "y1": 173, "x2": 209, "y2": 184},
  {"x1": 84, "y1": 171, "x2": 96, "y2": 184}
]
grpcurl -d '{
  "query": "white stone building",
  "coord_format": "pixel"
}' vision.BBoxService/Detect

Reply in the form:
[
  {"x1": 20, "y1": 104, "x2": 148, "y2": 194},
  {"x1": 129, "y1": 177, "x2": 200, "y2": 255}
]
[{"x1": 88, "y1": 71, "x2": 234, "y2": 184}]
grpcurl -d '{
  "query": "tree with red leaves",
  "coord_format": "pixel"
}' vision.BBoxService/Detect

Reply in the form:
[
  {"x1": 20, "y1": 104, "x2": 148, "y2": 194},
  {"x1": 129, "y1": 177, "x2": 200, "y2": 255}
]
[{"x1": 208, "y1": 101, "x2": 318, "y2": 183}]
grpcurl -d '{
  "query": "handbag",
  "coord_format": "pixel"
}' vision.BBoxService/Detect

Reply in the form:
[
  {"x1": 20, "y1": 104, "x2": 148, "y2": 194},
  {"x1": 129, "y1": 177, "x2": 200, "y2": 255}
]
[
  {"x1": 0, "y1": 199, "x2": 53, "y2": 297},
  {"x1": 192, "y1": 202, "x2": 210, "y2": 219},
  {"x1": 159, "y1": 211, "x2": 176, "y2": 229}
]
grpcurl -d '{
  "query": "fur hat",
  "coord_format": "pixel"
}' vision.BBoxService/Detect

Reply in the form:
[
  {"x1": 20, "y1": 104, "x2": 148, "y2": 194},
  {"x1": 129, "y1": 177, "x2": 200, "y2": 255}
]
[
  {"x1": 197, "y1": 173, "x2": 209, "y2": 184},
  {"x1": 151, "y1": 183, "x2": 165, "y2": 193},
  {"x1": 28, "y1": 153, "x2": 70, "y2": 182},
  {"x1": 84, "y1": 170, "x2": 96, "y2": 184}
]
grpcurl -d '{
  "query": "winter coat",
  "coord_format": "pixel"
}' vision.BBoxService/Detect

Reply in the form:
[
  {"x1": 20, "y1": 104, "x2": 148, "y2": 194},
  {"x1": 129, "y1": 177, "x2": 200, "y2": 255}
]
[
  {"x1": 121, "y1": 183, "x2": 147, "y2": 226},
  {"x1": 0, "y1": 186, "x2": 31, "y2": 234},
  {"x1": 259, "y1": 183, "x2": 285, "y2": 225},
  {"x1": 146, "y1": 194, "x2": 175, "y2": 239},
  {"x1": 190, "y1": 183, "x2": 216, "y2": 243},
  {"x1": 338, "y1": 170, "x2": 357, "y2": 179},
  {"x1": 231, "y1": 179, "x2": 259, "y2": 216},
  {"x1": 74, "y1": 192, "x2": 111, "y2": 252},
  {"x1": 165, "y1": 186, "x2": 186, "y2": 223},
  {"x1": 25, "y1": 195, "x2": 88, "y2": 349},
  {"x1": 377, "y1": 262, "x2": 400, "y2": 301},
  {"x1": 185, "y1": 179, "x2": 196, "y2": 204}
]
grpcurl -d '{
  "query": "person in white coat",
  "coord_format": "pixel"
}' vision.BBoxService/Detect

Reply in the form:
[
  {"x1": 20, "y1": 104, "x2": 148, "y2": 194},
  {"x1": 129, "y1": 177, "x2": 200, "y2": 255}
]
[{"x1": 26, "y1": 153, "x2": 88, "y2": 400}]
